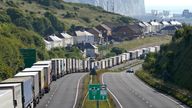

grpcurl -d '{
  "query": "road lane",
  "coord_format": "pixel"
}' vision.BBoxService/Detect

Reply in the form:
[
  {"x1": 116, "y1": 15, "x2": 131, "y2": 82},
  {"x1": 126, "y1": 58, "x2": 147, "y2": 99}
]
[
  {"x1": 103, "y1": 69, "x2": 186, "y2": 108},
  {"x1": 36, "y1": 73, "x2": 87, "y2": 108}
]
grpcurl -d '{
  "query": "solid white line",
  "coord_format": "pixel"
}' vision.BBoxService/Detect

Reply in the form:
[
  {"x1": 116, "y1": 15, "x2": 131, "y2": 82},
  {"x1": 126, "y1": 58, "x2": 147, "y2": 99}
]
[
  {"x1": 102, "y1": 74, "x2": 123, "y2": 108},
  {"x1": 134, "y1": 74, "x2": 186, "y2": 108},
  {"x1": 159, "y1": 93, "x2": 185, "y2": 108},
  {"x1": 73, "y1": 74, "x2": 85, "y2": 108}
]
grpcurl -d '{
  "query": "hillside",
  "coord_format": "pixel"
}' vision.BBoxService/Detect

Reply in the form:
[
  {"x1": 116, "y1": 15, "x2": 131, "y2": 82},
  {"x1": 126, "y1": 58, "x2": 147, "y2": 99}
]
[
  {"x1": 143, "y1": 25, "x2": 192, "y2": 90},
  {"x1": 0, "y1": 0, "x2": 136, "y2": 80},
  {"x1": 0, "y1": 0, "x2": 136, "y2": 36},
  {"x1": 64, "y1": 0, "x2": 145, "y2": 16}
]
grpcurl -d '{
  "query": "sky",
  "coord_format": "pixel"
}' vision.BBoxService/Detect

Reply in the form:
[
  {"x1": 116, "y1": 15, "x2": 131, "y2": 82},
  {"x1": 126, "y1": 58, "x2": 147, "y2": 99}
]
[{"x1": 145, "y1": 0, "x2": 192, "y2": 14}]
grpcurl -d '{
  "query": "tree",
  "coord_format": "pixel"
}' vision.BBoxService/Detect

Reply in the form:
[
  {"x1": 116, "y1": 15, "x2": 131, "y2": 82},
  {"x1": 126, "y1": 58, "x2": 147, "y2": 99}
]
[
  {"x1": 44, "y1": 12, "x2": 65, "y2": 33},
  {"x1": 111, "y1": 47, "x2": 126, "y2": 55}
]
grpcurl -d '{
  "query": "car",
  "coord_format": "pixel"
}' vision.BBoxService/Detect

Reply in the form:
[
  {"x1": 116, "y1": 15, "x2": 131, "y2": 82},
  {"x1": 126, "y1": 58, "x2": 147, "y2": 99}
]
[{"x1": 126, "y1": 68, "x2": 134, "y2": 73}]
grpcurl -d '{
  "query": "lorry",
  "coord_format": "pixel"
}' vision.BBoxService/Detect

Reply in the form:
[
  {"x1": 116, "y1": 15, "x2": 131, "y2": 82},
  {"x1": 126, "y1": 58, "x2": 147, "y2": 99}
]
[
  {"x1": 22, "y1": 67, "x2": 45, "y2": 97},
  {"x1": 32, "y1": 65, "x2": 51, "y2": 93},
  {"x1": 15, "y1": 72, "x2": 40, "y2": 106},
  {"x1": 1, "y1": 77, "x2": 33, "y2": 108},
  {"x1": 0, "y1": 89, "x2": 15, "y2": 108},
  {"x1": 0, "y1": 83, "x2": 23, "y2": 108},
  {"x1": 51, "y1": 59, "x2": 62, "y2": 79}
]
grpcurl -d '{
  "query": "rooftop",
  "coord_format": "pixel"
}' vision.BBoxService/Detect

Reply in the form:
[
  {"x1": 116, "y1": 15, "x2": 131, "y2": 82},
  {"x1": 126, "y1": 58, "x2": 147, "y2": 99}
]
[
  {"x1": 75, "y1": 30, "x2": 94, "y2": 37},
  {"x1": 46, "y1": 35, "x2": 62, "y2": 41},
  {"x1": 59, "y1": 32, "x2": 72, "y2": 39}
]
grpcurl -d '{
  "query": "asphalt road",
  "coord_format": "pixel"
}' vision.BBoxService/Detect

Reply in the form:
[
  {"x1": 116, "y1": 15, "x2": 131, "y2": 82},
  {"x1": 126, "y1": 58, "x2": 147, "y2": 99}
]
[
  {"x1": 102, "y1": 65, "x2": 187, "y2": 108},
  {"x1": 36, "y1": 73, "x2": 87, "y2": 108}
]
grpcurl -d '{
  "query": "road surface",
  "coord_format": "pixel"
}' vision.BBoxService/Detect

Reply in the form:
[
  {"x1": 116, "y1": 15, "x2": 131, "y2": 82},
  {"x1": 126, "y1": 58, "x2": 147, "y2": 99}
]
[
  {"x1": 36, "y1": 73, "x2": 87, "y2": 108},
  {"x1": 102, "y1": 65, "x2": 187, "y2": 108}
]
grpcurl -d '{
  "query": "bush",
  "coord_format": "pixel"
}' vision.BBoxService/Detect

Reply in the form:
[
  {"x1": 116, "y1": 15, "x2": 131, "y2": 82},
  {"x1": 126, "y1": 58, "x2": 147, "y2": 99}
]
[
  {"x1": 44, "y1": 12, "x2": 65, "y2": 33},
  {"x1": 81, "y1": 17, "x2": 91, "y2": 23},
  {"x1": 111, "y1": 47, "x2": 126, "y2": 55}
]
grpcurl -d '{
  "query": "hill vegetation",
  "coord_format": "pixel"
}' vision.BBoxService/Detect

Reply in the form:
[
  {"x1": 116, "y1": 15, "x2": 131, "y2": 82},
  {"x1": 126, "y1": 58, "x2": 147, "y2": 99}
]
[
  {"x1": 143, "y1": 25, "x2": 192, "y2": 90},
  {"x1": 0, "y1": 0, "x2": 135, "y2": 80}
]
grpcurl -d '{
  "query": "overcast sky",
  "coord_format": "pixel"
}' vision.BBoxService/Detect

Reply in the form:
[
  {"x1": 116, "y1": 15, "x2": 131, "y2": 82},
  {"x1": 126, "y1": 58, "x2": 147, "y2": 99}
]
[{"x1": 145, "y1": 0, "x2": 192, "y2": 13}]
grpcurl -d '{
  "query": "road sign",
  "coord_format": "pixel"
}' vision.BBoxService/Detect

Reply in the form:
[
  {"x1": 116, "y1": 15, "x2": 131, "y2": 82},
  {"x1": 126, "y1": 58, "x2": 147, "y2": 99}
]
[
  {"x1": 88, "y1": 84, "x2": 107, "y2": 101},
  {"x1": 20, "y1": 48, "x2": 36, "y2": 68}
]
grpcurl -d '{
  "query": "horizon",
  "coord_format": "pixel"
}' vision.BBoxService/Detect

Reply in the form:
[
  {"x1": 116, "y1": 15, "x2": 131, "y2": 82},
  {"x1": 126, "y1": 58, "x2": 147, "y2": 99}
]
[{"x1": 145, "y1": 0, "x2": 192, "y2": 14}]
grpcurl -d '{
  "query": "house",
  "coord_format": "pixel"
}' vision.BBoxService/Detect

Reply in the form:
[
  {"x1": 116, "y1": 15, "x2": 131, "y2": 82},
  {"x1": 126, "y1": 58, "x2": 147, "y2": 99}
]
[
  {"x1": 45, "y1": 35, "x2": 63, "y2": 48},
  {"x1": 169, "y1": 20, "x2": 182, "y2": 26},
  {"x1": 77, "y1": 43, "x2": 99, "y2": 58},
  {"x1": 142, "y1": 22, "x2": 152, "y2": 33},
  {"x1": 160, "y1": 20, "x2": 170, "y2": 28},
  {"x1": 44, "y1": 39, "x2": 52, "y2": 50},
  {"x1": 57, "y1": 32, "x2": 74, "y2": 47},
  {"x1": 86, "y1": 28, "x2": 104, "y2": 44},
  {"x1": 148, "y1": 20, "x2": 162, "y2": 33},
  {"x1": 73, "y1": 30, "x2": 95, "y2": 44},
  {"x1": 112, "y1": 24, "x2": 143, "y2": 41},
  {"x1": 138, "y1": 22, "x2": 146, "y2": 34},
  {"x1": 160, "y1": 25, "x2": 182, "y2": 35},
  {"x1": 96, "y1": 24, "x2": 112, "y2": 41}
]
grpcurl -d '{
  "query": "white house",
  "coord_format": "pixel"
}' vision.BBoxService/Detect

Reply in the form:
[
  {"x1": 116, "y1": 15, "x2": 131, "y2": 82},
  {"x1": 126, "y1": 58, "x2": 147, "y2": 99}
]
[
  {"x1": 160, "y1": 20, "x2": 170, "y2": 28},
  {"x1": 73, "y1": 30, "x2": 94, "y2": 44},
  {"x1": 148, "y1": 20, "x2": 161, "y2": 33},
  {"x1": 46, "y1": 35, "x2": 63, "y2": 48},
  {"x1": 169, "y1": 20, "x2": 182, "y2": 26},
  {"x1": 142, "y1": 22, "x2": 152, "y2": 33},
  {"x1": 58, "y1": 32, "x2": 74, "y2": 47},
  {"x1": 44, "y1": 39, "x2": 52, "y2": 50}
]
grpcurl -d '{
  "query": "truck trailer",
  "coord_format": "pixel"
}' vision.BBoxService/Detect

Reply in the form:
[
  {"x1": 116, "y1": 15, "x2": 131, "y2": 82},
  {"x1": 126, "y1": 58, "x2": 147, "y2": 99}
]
[
  {"x1": 0, "y1": 83, "x2": 23, "y2": 108},
  {"x1": 15, "y1": 72, "x2": 40, "y2": 106},
  {"x1": 1, "y1": 77, "x2": 33, "y2": 108}
]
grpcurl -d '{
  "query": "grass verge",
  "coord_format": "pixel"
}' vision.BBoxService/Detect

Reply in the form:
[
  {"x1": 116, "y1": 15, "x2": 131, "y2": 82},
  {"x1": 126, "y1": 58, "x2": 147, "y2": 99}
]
[
  {"x1": 136, "y1": 70, "x2": 192, "y2": 107},
  {"x1": 113, "y1": 36, "x2": 172, "y2": 50},
  {"x1": 79, "y1": 60, "x2": 144, "y2": 108},
  {"x1": 80, "y1": 69, "x2": 116, "y2": 108}
]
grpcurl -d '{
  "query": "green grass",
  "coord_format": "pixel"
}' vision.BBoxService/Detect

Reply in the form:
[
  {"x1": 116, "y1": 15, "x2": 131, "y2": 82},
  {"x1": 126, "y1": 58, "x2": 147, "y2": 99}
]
[
  {"x1": 0, "y1": 0, "x2": 134, "y2": 29},
  {"x1": 113, "y1": 36, "x2": 172, "y2": 50},
  {"x1": 81, "y1": 70, "x2": 116, "y2": 108},
  {"x1": 99, "y1": 36, "x2": 172, "y2": 58},
  {"x1": 81, "y1": 60, "x2": 144, "y2": 108},
  {"x1": 136, "y1": 70, "x2": 192, "y2": 107}
]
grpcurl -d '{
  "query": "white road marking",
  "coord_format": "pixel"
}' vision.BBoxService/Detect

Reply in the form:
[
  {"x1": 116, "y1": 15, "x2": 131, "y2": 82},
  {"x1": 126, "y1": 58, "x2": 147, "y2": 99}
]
[
  {"x1": 73, "y1": 74, "x2": 86, "y2": 108},
  {"x1": 102, "y1": 74, "x2": 123, "y2": 108},
  {"x1": 159, "y1": 93, "x2": 185, "y2": 108},
  {"x1": 133, "y1": 73, "x2": 186, "y2": 108}
]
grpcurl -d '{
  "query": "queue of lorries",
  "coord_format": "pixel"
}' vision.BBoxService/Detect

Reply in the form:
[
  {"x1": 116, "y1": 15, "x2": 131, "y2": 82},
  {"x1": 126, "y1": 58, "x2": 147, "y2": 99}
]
[{"x1": 0, "y1": 46, "x2": 160, "y2": 108}]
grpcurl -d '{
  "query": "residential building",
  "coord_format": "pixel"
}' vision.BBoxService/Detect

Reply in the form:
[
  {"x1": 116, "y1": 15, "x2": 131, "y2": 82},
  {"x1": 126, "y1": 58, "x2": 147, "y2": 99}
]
[
  {"x1": 87, "y1": 28, "x2": 104, "y2": 44},
  {"x1": 142, "y1": 22, "x2": 152, "y2": 33},
  {"x1": 96, "y1": 24, "x2": 112, "y2": 41},
  {"x1": 45, "y1": 35, "x2": 63, "y2": 48},
  {"x1": 112, "y1": 24, "x2": 143, "y2": 41},
  {"x1": 148, "y1": 20, "x2": 162, "y2": 33},
  {"x1": 138, "y1": 22, "x2": 147, "y2": 34},
  {"x1": 77, "y1": 43, "x2": 99, "y2": 58},
  {"x1": 169, "y1": 20, "x2": 182, "y2": 26},
  {"x1": 73, "y1": 30, "x2": 95, "y2": 44},
  {"x1": 160, "y1": 26, "x2": 182, "y2": 35},
  {"x1": 57, "y1": 32, "x2": 74, "y2": 47},
  {"x1": 160, "y1": 20, "x2": 170, "y2": 28},
  {"x1": 44, "y1": 39, "x2": 52, "y2": 50}
]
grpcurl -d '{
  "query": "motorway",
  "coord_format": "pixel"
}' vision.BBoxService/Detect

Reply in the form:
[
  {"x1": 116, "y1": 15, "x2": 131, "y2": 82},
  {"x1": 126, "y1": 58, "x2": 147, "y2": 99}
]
[
  {"x1": 36, "y1": 73, "x2": 87, "y2": 108},
  {"x1": 102, "y1": 65, "x2": 187, "y2": 108}
]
